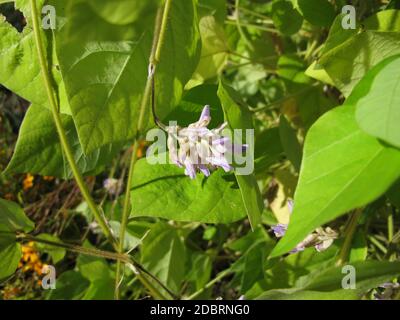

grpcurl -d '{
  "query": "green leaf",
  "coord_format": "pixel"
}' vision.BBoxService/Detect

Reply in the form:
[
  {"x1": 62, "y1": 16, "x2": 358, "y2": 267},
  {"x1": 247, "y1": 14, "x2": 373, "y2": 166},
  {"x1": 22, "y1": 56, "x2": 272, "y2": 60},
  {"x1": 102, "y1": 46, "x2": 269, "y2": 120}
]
[
  {"x1": 305, "y1": 61, "x2": 335, "y2": 86},
  {"x1": 257, "y1": 288, "x2": 358, "y2": 300},
  {"x1": 188, "y1": 15, "x2": 229, "y2": 88},
  {"x1": 297, "y1": 0, "x2": 335, "y2": 27},
  {"x1": 300, "y1": 260, "x2": 400, "y2": 292},
  {"x1": 82, "y1": 278, "x2": 115, "y2": 300},
  {"x1": 349, "y1": 231, "x2": 368, "y2": 262},
  {"x1": 185, "y1": 252, "x2": 212, "y2": 291},
  {"x1": 165, "y1": 84, "x2": 225, "y2": 129},
  {"x1": 258, "y1": 260, "x2": 400, "y2": 300},
  {"x1": 218, "y1": 81, "x2": 263, "y2": 229},
  {"x1": 0, "y1": 234, "x2": 21, "y2": 280},
  {"x1": 5, "y1": 104, "x2": 121, "y2": 179},
  {"x1": 279, "y1": 115, "x2": 302, "y2": 172},
  {"x1": 198, "y1": 0, "x2": 227, "y2": 23},
  {"x1": 320, "y1": 13, "x2": 360, "y2": 56},
  {"x1": 130, "y1": 156, "x2": 247, "y2": 224},
  {"x1": 321, "y1": 31, "x2": 400, "y2": 96},
  {"x1": 86, "y1": 0, "x2": 160, "y2": 26},
  {"x1": 227, "y1": 226, "x2": 271, "y2": 253},
  {"x1": 353, "y1": 55, "x2": 400, "y2": 148},
  {"x1": 46, "y1": 271, "x2": 89, "y2": 300},
  {"x1": 271, "y1": 0, "x2": 303, "y2": 35},
  {"x1": 0, "y1": 198, "x2": 34, "y2": 232},
  {"x1": 77, "y1": 253, "x2": 112, "y2": 282},
  {"x1": 141, "y1": 222, "x2": 186, "y2": 293},
  {"x1": 254, "y1": 127, "x2": 284, "y2": 174},
  {"x1": 363, "y1": 9, "x2": 400, "y2": 32},
  {"x1": 57, "y1": 0, "x2": 201, "y2": 153},
  {"x1": 265, "y1": 245, "x2": 339, "y2": 290},
  {"x1": 0, "y1": 2, "x2": 70, "y2": 114},
  {"x1": 35, "y1": 234, "x2": 66, "y2": 264},
  {"x1": 270, "y1": 105, "x2": 400, "y2": 257},
  {"x1": 240, "y1": 241, "x2": 267, "y2": 293}
]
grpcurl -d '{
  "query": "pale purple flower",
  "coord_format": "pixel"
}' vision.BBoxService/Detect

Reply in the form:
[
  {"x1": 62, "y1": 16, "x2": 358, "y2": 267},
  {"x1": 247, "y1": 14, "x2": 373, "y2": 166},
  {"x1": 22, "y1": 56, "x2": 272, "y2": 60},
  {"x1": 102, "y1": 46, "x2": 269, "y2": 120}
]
[
  {"x1": 271, "y1": 201, "x2": 337, "y2": 254},
  {"x1": 167, "y1": 105, "x2": 245, "y2": 179},
  {"x1": 271, "y1": 223, "x2": 287, "y2": 238}
]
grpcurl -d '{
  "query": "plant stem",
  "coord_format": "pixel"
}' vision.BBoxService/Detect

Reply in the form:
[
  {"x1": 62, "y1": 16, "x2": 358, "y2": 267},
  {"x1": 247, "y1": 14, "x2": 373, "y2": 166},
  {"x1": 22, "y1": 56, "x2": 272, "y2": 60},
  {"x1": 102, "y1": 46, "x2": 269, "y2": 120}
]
[
  {"x1": 17, "y1": 232, "x2": 130, "y2": 263},
  {"x1": 15, "y1": 231, "x2": 175, "y2": 299},
  {"x1": 234, "y1": 0, "x2": 255, "y2": 51},
  {"x1": 185, "y1": 269, "x2": 233, "y2": 300},
  {"x1": 115, "y1": 0, "x2": 173, "y2": 299},
  {"x1": 29, "y1": 0, "x2": 117, "y2": 250},
  {"x1": 226, "y1": 19, "x2": 279, "y2": 34},
  {"x1": 30, "y1": 0, "x2": 172, "y2": 300},
  {"x1": 336, "y1": 209, "x2": 363, "y2": 266},
  {"x1": 388, "y1": 208, "x2": 394, "y2": 243}
]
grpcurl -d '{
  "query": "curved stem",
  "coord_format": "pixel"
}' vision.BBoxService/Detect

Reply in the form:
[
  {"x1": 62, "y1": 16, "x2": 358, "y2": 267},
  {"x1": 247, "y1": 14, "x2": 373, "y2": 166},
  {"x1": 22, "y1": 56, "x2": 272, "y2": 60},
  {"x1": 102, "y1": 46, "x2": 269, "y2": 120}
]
[
  {"x1": 185, "y1": 269, "x2": 233, "y2": 300},
  {"x1": 234, "y1": 0, "x2": 255, "y2": 51},
  {"x1": 29, "y1": 0, "x2": 117, "y2": 250},
  {"x1": 336, "y1": 209, "x2": 363, "y2": 266},
  {"x1": 30, "y1": 0, "x2": 171, "y2": 300},
  {"x1": 115, "y1": 0, "x2": 173, "y2": 300},
  {"x1": 14, "y1": 231, "x2": 176, "y2": 299}
]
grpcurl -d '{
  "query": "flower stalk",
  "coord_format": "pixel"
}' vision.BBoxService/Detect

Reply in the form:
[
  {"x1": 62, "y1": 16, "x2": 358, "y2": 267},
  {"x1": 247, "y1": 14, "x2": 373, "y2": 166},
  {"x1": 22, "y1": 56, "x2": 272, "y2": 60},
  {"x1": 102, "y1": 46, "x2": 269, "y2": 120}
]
[
  {"x1": 115, "y1": 0, "x2": 173, "y2": 299},
  {"x1": 336, "y1": 208, "x2": 363, "y2": 266},
  {"x1": 30, "y1": 0, "x2": 174, "y2": 300},
  {"x1": 29, "y1": 0, "x2": 118, "y2": 250}
]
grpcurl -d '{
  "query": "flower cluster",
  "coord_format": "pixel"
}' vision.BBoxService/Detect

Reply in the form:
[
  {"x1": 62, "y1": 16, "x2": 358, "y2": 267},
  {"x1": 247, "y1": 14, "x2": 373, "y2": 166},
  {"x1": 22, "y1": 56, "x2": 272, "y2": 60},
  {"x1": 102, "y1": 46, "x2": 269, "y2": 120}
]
[
  {"x1": 23, "y1": 173, "x2": 34, "y2": 191},
  {"x1": 271, "y1": 201, "x2": 338, "y2": 253},
  {"x1": 18, "y1": 242, "x2": 47, "y2": 275},
  {"x1": 166, "y1": 105, "x2": 246, "y2": 179}
]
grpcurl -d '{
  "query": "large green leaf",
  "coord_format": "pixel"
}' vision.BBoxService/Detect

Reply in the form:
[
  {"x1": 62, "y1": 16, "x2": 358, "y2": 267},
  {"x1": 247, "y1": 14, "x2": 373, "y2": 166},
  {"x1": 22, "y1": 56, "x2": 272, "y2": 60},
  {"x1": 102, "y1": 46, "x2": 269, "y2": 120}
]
[
  {"x1": 353, "y1": 55, "x2": 400, "y2": 148},
  {"x1": 0, "y1": 199, "x2": 33, "y2": 280},
  {"x1": 57, "y1": 0, "x2": 201, "y2": 153},
  {"x1": 218, "y1": 81, "x2": 263, "y2": 228},
  {"x1": 0, "y1": 235, "x2": 21, "y2": 280},
  {"x1": 5, "y1": 104, "x2": 120, "y2": 179},
  {"x1": 46, "y1": 271, "x2": 89, "y2": 300},
  {"x1": 296, "y1": 0, "x2": 335, "y2": 27},
  {"x1": 271, "y1": 0, "x2": 303, "y2": 35},
  {"x1": 270, "y1": 105, "x2": 400, "y2": 257},
  {"x1": 0, "y1": 198, "x2": 34, "y2": 232},
  {"x1": 130, "y1": 156, "x2": 247, "y2": 224},
  {"x1": 319, "y1": 10, "x2": 400, "y2": 96},
  {"x1": 320, "y1": 31, "x2": 400, "y2": 97},
  {"x1": 279, "y1": 115, "x2": 302, "y2": 172},
  {"x1": 188, "y1": 15, "x2": 229, "y2": 88},
  {"x1": 299, "y1": 260, "x2": 400, "y2": 292},
  {"x1": 257, "y1": 288, "x2": 358, "y2": 300},
  {"x1": 86, "y1": 0, "x2": 160, "y2": 26},
  {"x1": 141, "y1": 223, "x2": 185, "y2": 294},
  {"x1": 0, "y1": 1, "x2": 70, "y2": 114},
  {"x1": 258, "y1": 260, "x2": 400, "y2": 300}
]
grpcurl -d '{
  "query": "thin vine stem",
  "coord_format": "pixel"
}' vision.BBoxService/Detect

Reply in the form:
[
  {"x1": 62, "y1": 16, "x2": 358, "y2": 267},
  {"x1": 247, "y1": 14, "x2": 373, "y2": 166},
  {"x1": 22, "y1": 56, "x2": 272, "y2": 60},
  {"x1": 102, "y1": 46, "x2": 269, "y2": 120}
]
[
  {"x1": 29, "y1": 0, "x2": 117, "y2": 250},
  {"x1": 115, "y1": 0, "x2": 173, "y2": 299},
  {"x1": 13, "y1": 232, "x2": 176, "y2": 299},
  {"x1": 185, "y1": 269, "x2": 233, "y2": 300},
  {"x1": 30, "y1": 0, "x2": 173, "y2": 300},
  {"x1": 336, "y1": 208, "x2": 363, "y2": 266}
]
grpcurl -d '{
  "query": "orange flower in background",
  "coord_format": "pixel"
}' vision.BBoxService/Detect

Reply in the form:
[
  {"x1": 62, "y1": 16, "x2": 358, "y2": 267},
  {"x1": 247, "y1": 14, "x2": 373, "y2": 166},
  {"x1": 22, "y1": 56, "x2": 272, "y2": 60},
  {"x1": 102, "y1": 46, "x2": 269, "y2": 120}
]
[
  {"x1": 23, "y1": 173, "x2": 34, "y2": 191},
  {"x1": 19, "y1": 242, "x2": 46, "y2": 276},
  {"x1": 136, "y1": 140, "x2": 147, "y2": 159},
  {"x1": 1, "y1": 286, "x2": 20, "y2": 300},
  {"x1": 43, "y1": 176, "x2": 54, "y2": 181}
]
